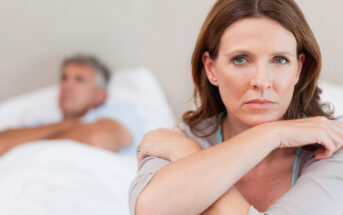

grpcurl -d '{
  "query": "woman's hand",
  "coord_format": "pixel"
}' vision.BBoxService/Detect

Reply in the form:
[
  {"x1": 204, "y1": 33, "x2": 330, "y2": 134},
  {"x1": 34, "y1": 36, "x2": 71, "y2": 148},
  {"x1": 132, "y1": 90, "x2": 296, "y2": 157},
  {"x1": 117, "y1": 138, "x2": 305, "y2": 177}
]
[
  {"x1": 137, "y1": 125, "x2": 202, "y2": 163},
  {"x1": 263, "y1": 116, "x2": 343, "y2": 160}
]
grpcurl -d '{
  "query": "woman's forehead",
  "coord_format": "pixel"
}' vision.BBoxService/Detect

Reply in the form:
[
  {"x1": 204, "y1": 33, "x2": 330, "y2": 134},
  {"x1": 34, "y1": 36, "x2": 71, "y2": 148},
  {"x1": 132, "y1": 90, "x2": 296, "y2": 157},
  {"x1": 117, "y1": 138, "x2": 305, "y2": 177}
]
[{"x1": 219, "y1": 17, "x2": 297, "y2": 56}]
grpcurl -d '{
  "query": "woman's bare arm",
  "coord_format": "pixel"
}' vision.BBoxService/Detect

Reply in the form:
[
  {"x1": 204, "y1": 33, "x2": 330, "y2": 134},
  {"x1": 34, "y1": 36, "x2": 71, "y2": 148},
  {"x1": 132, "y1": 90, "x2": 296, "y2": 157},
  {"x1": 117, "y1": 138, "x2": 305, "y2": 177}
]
[
  {"x1": 201, "y1": 187, "x2": 251, "y2": 215},
  {"x1": 136, "y1": 125, "x2": 277, "y2": 215},
  {"x1": 135, "y1": 117, "x2": 343, "y2": 215}
]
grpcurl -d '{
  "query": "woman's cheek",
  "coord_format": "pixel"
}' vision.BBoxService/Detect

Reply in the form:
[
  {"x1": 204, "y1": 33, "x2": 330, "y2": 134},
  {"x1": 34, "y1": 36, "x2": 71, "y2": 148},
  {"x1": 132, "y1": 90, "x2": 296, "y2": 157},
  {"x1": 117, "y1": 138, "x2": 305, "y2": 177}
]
[
  {"x1": 274, "y1": 76, "x2": 297, "y2": 110},
  {"x1": 218, "y1": 82, "x2": 247, "y2": 114}
]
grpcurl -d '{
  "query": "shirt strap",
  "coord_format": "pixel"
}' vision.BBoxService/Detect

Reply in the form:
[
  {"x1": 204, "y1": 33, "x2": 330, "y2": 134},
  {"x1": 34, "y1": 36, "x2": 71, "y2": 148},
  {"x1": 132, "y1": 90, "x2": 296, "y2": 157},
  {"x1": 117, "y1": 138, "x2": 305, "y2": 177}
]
[
  {"x1": 291, "y1": 147, "x2": 302, "y2": 187},
  {"x1": 216, "y1": 112, "x2": 225, "y2": 144}
]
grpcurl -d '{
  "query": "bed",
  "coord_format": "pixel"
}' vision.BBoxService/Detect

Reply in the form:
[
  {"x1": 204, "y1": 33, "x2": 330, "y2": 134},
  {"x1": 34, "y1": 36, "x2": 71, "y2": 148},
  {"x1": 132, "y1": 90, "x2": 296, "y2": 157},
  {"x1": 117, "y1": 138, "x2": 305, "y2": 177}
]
[{"x1": 0, "y1": 68, "x2": 175, "y2": 215}]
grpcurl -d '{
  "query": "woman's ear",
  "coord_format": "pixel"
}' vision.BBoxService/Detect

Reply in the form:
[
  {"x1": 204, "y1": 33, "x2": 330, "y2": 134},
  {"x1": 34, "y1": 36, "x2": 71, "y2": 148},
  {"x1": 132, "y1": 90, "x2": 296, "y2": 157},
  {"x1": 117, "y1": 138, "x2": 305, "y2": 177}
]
[
  {"x1": 202, "y1": 51, "x2": 219, "y2": 86},
  {"x1": 295, "y1": 53, "x2": 305, "y2": 85}
]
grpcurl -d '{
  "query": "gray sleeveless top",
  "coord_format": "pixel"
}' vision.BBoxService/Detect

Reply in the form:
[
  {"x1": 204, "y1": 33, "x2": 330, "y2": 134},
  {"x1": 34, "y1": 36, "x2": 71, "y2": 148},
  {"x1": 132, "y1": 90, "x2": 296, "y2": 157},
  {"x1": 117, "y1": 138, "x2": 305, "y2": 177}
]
[{"x1": 129, "y1": 116, "x2": 343, "y2": 215}]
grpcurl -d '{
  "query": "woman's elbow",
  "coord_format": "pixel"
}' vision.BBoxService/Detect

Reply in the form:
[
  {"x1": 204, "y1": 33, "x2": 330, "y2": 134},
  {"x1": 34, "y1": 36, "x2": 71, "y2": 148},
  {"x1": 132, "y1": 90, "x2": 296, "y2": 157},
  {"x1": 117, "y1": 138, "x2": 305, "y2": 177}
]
[
  {"x1": 136, "y1": 192, "x2": 160, "y2": 215},
  {"x1": 136, "y1": 199, "x2": 153, "y2": 215}
]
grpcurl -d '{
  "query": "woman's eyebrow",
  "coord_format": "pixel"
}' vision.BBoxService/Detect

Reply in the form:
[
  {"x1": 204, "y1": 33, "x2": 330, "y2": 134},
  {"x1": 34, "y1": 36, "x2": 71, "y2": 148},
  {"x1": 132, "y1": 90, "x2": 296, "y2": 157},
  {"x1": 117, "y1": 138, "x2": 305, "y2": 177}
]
[
  {"x1": 224, "y1": 50, "x2": 252, "y2": 57},
  {"x1": 271, "y1": 51, "x2": 295, "y2": 57},
  {"x1": 224, "y1": 50, "x2": 295, "y2": 57}
]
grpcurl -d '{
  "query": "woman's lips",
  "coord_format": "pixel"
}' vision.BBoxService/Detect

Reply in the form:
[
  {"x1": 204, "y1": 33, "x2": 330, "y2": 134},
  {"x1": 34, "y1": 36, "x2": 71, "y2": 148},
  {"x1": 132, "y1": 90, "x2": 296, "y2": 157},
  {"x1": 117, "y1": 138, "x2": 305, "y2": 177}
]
[{"x1": 245, "y1": 99, "x2": 275, "y2": 110}]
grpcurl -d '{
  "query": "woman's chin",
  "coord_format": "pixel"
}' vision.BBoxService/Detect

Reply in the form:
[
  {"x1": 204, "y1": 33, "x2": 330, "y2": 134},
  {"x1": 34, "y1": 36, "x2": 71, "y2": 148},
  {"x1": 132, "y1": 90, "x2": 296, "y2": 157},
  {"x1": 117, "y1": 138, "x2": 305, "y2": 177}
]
[{"x1": 239, "y1": 114, "x2": 282, "y2": 127}]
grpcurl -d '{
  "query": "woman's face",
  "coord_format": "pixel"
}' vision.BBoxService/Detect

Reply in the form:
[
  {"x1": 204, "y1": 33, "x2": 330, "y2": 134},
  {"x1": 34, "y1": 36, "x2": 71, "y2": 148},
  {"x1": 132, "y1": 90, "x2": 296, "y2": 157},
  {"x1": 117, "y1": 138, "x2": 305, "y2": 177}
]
[{"x1": 203, "y1": 17, "x2": 305, "y2": 126}]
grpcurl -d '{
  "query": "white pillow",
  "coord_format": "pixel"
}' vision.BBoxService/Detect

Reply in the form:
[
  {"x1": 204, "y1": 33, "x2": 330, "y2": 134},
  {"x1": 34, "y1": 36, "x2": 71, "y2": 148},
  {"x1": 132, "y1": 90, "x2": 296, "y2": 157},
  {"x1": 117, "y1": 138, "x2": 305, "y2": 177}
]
[
  {"x1": 319, "y1": 80, "x2": 343, "y2": 119},
  {"x1": 0, "y1": 67, "x2": 175, "y2": 131}
]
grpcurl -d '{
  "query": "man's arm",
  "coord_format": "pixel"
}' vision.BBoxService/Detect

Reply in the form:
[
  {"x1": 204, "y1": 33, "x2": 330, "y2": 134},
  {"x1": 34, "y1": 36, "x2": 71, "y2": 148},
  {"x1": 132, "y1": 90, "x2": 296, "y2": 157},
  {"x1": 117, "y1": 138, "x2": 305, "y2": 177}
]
[
  {"x1": 49, "y1": 119, "x2": 132, "y2": 152},
  {"x1": 0, "y1": 120, "x2": 77, "y2": 155},
  {"x1": 0, "y1": 119, "x2": 132, "y2": 155}
]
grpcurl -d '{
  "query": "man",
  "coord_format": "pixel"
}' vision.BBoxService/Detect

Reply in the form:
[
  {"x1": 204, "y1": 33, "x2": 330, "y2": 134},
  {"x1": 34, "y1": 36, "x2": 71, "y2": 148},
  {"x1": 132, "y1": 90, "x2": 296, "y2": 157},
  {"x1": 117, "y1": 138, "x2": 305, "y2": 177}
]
[{"x1": 0, "y1": 55, "x2": 134, "y2": 155}]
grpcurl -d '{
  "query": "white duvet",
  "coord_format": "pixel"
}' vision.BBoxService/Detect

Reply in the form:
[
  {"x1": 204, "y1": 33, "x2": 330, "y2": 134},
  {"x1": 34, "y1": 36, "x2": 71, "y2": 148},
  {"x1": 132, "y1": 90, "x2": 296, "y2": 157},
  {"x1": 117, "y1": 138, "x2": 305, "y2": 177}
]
[
  {"x1": 0, "y1": 140, "x2": 136, "y2": 215},
  {"x1": 0, "y1": 68, "x2": 175, "y2": 215}
]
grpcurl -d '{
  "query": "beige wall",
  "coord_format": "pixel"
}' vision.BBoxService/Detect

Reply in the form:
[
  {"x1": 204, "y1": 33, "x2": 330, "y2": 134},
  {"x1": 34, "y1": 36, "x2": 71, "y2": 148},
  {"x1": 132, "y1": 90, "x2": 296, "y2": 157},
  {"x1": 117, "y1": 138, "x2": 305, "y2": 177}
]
[
  {"x1": 0, "y1": 0, "x2": 342, "y2": 119},
  {"x1": 297, "y1": 0, "x2": 343, "y2": 83}
]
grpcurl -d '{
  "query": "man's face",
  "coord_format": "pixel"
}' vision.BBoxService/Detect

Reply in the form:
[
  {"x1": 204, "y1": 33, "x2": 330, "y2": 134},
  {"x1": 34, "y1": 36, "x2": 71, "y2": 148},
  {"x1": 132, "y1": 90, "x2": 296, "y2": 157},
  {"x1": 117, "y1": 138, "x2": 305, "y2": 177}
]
[{"x1": 58, "y1": 63, "x2": 106, "y2": 119}]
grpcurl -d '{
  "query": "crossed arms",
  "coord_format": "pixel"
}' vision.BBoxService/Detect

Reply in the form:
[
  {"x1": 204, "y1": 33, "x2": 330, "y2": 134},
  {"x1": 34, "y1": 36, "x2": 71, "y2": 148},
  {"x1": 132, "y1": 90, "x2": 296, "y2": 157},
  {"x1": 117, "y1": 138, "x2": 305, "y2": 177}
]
[{"x1": 0, "y1": 118, "x2": 131, "y2": 155}]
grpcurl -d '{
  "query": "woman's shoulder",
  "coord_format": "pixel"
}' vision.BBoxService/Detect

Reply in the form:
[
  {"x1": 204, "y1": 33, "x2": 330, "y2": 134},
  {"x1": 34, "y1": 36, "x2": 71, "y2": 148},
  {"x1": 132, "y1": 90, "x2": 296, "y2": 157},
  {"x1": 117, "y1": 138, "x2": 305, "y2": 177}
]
[
  {"x1": 178, "y1": 116, "x2": 219, "y2": 149},
  {"x1": 298, "y1": 149, "x2": 315, "y2": 175},
  {"x1": 298, "y1": 147, "x2": 343, "y2": 177}
]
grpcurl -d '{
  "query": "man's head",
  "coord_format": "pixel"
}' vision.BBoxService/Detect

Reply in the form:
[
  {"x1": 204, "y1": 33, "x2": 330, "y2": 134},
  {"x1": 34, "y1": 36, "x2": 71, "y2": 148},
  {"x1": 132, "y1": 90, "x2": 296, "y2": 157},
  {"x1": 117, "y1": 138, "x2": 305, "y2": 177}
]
[{"x1": 58, "y1": 55, "x2": 111, "y2": 119}]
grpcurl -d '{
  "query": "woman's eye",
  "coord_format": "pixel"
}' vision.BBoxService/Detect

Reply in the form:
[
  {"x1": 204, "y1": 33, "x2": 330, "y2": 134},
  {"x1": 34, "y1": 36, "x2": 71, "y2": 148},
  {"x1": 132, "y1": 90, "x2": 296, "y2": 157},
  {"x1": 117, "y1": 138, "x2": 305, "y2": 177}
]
[
  {"x1": 274, "y1": 56, "x2": 288, "y2": 64},
  {"x1": 232, "y1": 56, "x2": 247, "y2": 64}
]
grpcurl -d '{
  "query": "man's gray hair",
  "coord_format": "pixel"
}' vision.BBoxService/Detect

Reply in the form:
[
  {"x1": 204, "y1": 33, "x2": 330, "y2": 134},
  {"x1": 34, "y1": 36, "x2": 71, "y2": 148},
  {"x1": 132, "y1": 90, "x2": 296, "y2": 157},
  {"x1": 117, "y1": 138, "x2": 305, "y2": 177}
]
[{"x1": 62, "y1": 54, "x2": 111, "y2": 88}]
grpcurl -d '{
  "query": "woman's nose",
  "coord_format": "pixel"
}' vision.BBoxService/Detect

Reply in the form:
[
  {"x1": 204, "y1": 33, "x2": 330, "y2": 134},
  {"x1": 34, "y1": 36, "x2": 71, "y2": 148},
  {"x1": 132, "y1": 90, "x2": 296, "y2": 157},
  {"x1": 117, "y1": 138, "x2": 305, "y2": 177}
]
[{"x1": 249, "y1": 67, "x2": 272, "y2": 90}]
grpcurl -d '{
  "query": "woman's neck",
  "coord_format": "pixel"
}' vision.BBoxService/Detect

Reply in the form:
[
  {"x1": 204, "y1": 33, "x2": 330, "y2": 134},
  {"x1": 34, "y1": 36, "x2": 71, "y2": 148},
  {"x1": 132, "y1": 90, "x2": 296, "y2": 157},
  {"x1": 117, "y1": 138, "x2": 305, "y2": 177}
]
[{"x1": 221, "y1": 112, "x2": 251, "y2": 140}]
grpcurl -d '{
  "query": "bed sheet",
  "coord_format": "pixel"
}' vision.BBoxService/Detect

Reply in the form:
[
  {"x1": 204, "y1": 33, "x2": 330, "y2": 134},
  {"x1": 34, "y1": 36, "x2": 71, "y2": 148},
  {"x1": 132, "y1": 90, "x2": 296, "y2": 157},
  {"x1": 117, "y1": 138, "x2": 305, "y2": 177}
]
[{"x1": 0, "y1": 140, "x2": 136, "y2": 215}]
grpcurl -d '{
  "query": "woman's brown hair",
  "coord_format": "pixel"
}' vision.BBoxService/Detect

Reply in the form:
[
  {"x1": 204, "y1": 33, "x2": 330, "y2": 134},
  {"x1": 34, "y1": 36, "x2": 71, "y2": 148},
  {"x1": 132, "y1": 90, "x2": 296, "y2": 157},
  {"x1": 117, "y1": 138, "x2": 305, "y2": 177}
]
[{"x1": 183, "y1": 0, "x2": 334, "y2": 137}]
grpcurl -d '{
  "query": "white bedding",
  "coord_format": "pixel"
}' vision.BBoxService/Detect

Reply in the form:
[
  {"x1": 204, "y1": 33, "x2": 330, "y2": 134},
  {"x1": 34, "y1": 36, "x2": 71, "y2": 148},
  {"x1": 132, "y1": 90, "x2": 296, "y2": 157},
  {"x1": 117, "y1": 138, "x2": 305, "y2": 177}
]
[
  {"x1": 0, "y1": 140, "x2": 136, "y2": 215},
  {"x1": 319, "y1": 81, "x2": 343, "y2": 119},
  {"x1": 0, "y1": 67, "x2": 175, "y2": 215}
]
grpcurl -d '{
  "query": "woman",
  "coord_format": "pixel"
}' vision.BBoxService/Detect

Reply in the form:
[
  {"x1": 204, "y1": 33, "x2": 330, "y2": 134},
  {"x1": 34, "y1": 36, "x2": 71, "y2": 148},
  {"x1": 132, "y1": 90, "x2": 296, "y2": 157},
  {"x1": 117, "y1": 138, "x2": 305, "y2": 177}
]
[{"x1": 129, "y1": 0, "x2": 343, "y2": 214}]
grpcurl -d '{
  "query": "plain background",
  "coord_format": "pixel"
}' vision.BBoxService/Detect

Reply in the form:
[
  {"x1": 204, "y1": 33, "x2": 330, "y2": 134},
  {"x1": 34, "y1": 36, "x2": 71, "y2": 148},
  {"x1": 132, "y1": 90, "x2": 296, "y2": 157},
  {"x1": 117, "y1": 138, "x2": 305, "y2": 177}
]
[{"x1": 1, "y1": 0, "x2": 342, "y2": 119}]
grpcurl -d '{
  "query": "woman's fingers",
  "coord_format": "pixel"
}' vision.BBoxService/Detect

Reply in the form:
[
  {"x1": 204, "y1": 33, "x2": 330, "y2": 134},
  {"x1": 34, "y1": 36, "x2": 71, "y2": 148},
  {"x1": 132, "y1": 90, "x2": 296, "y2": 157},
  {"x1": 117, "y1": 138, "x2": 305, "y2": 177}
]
[
  {"x1": 320, "y1": 120, "x2": 343, "y2": 159},
  {"x1": 314, "y1": 147, "x2": 326, "y2": 160},
  {"x1": 332, "y1": 120, "x2": 343, "y2": 143},
  {"x1": 277, "y1": 117, "x2": 343, "y2": 159},
  {"x1": 328, "y1": 122, "x2": 343, "y2": 148},
  {"x1": 137, "y1": 144, "x2": 152, "y2": 163},
  {"x1": 172, "y1": 124, "x2": 182, "y2": 133},
  {"x1": 137, "y1": 143, "x2": 144, "y2": 163},
  {"x1": 137, "y1": 133, "x2": 150, "y2": 163},
  {"x1": 313, "y1": 126, "x2": 338, "y2": 160},
  {"x1": 136, "y1": 126, "x2": 197, "y2": 163},
  {"x1": 137, "y1": 128, "x2": 174, "y2": 163},
  {"x1": 301, "y1": 118, "x2": 343, "y2": 157},
  {"x1": 172, "y1": 124, "x2": 188, "y2": 137}
]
